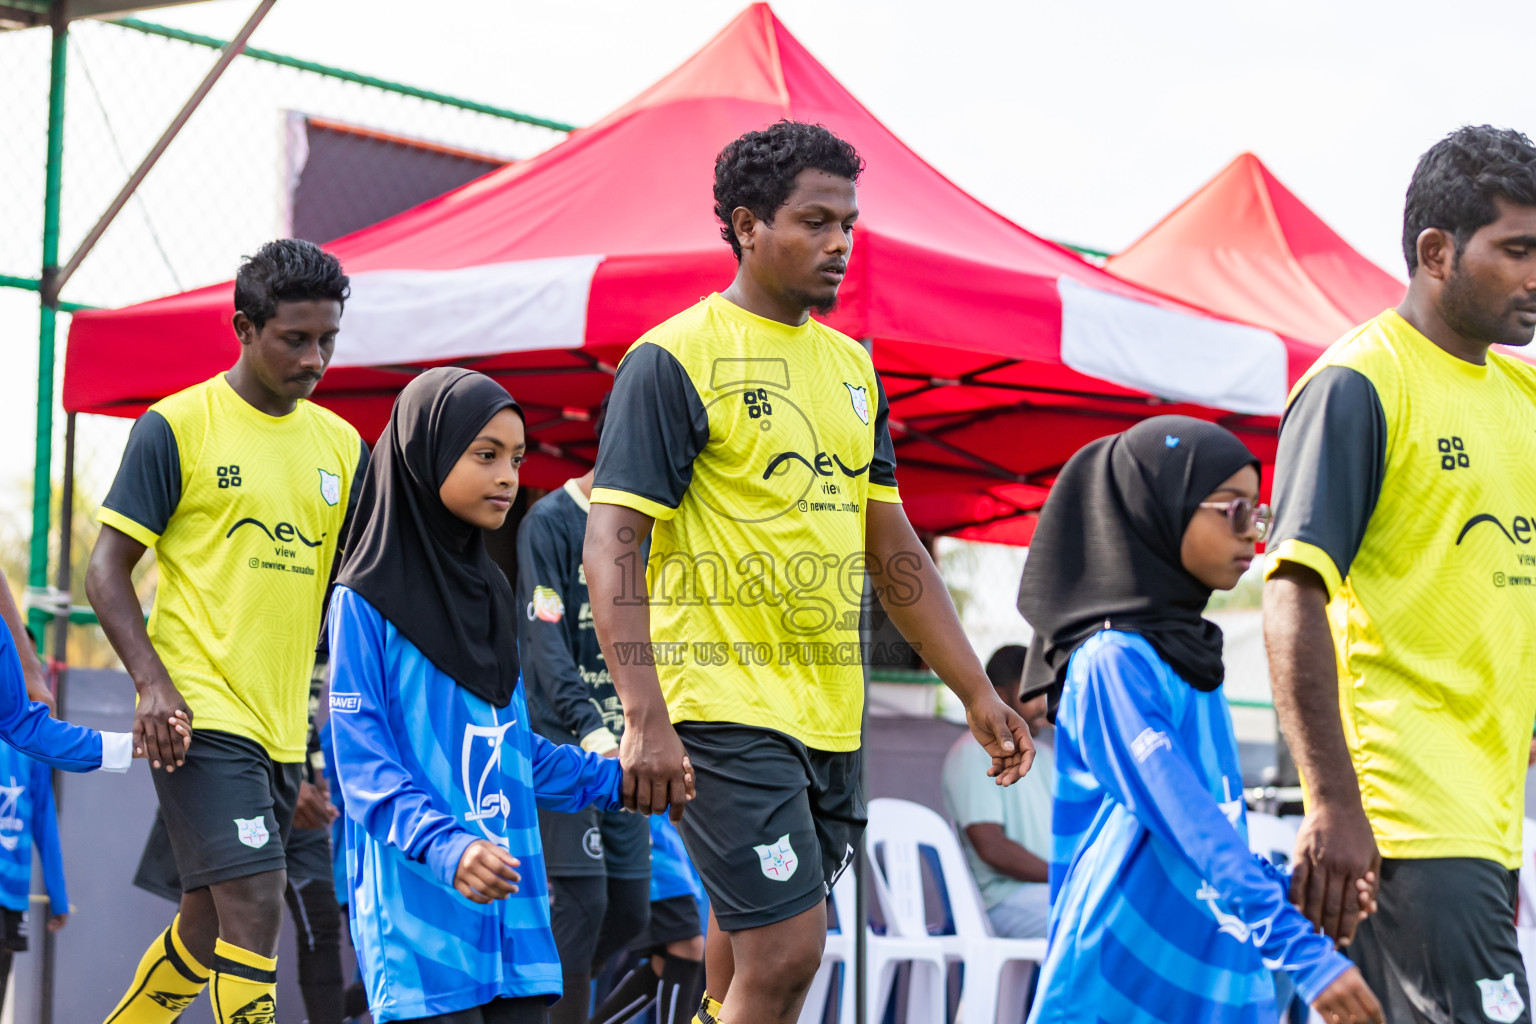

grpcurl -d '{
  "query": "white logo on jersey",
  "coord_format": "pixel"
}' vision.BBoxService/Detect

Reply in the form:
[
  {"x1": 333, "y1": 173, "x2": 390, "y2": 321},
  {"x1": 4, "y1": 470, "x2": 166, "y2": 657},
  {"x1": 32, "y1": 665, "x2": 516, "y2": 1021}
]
[
  {"x1": 0, "y1": 777, "x2": 24, "y2": 852},
  {"x1": 1195, "y1": 881, "x2": 1278, "y2": 966},
  {"x1": 1218, "y1": 777, "x2": 1243, "y2": 827},
  {"x1": 1478, "y1": 974, "x2": 1525, "y2": 1022},
  {"x1": 461, "y1": 721, "x2": 515, "y2": 845},
  {"x1": 844, "y1": 383, "x2": 870, "y2": 425},
  {"x1": 1130, "y1": 727, "x2": 1171, "y2": 763},
  {"x1": 319, "y1": 469, "x2": 341, "y2": 507},
  {"x1": 754, "y1": 834, "x2": 799, "y2": 881},
  {"x1": 235, "y1": 816, "x2": 270, "y2": 849}
]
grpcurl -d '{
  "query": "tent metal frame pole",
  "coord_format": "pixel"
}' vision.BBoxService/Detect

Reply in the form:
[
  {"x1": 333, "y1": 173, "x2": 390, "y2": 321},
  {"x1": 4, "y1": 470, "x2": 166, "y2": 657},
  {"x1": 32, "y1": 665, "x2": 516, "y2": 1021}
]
[
  {"x1": 28, "y1": 0, "x2": 68, "y2": 653},
  {"x1": 48, "y1": 0, "x2": 277, "y2": 303}
]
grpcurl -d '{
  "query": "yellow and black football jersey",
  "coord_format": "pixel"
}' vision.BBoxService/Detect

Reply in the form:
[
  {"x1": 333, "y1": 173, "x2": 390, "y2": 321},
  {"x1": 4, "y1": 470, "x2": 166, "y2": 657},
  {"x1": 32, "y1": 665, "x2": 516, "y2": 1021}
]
[
  {"x1": 592, "y1": 294, "x2": 901, "y2": 752},
  {"x1": 99, "y1": 374, "x2": 366, "y2": 761},
  {"x1": 1267, "y1": 309, "x2": 1536, "y2": 867}
]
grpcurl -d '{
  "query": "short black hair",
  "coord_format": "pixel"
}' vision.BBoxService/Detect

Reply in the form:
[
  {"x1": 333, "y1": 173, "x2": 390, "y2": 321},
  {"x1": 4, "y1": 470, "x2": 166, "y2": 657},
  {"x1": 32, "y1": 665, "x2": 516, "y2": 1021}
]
[
  {"x1": 713, "y1": 120, "x2": 863, "y2": 261},
  {"x1": 985, "y1": 644, "x2": 1028, "y2": 691},
  {"x1": 234, "y1": 239, "x2": 350, "y2": 331},
  {"x1": 1402, "y1": 125, "x2": 1536, "y2": 274}
]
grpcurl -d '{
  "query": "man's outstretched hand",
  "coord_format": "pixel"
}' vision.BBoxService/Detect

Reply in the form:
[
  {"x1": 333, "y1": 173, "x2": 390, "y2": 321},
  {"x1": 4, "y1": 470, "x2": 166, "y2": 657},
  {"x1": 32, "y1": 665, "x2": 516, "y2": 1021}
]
[
  {"x1": 618, "y1": 708, "x2": 695, "y2": 822},
  {"x1": 965, "y1": 692, "x2": 1034, "y2": 786}
]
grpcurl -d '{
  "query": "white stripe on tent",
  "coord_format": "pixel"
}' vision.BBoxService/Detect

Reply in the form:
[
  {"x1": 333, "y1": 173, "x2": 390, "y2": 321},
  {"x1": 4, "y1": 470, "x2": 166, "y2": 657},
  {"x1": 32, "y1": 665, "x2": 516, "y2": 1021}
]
[
  {"x1": 1057, "y1": 277, "x2": 1288, "y2": 417},
  {"x1": 331, "y1": 254, "x2": 603, "y2": 368}
]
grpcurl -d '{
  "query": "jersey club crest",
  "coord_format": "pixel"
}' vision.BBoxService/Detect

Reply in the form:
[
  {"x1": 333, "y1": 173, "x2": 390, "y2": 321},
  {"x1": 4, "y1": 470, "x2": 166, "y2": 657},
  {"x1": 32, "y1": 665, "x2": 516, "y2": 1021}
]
[
  {"x1": 461, "y1": 721, "x2": 516, "y2": 844},
  {"x1": 844, "y1": 383, "x2": 870, "y2": 425},
  {"x1": 1478, "y1": 974, "x2": 1525, "y2": 1023},
  {"x1": 234, "y1": 816, "x2": 270, "y2": 849},
  {"x1": 754, "y1": 833, "x2": 799, "y2": 881},
  {"x1": 319, "y1": 468, "x2": 342, "y2": 507}
]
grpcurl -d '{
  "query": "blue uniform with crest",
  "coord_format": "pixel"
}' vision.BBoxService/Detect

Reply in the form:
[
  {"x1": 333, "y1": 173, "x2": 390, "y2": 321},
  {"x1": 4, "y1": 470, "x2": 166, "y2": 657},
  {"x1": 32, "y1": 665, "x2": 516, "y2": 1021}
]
[{"x1": 326, "y1": 585, "x2": 623, "y2": 1022}]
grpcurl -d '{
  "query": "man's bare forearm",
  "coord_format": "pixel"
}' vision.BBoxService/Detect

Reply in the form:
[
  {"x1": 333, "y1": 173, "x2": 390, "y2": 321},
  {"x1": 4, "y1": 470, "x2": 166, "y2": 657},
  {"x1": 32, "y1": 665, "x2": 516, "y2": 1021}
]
[
  {"x1": 1263, "y1": 567, "x2": 1361, "y2": 807},
  {"x1": 583, "y1": 504, "x2": 667, "y2": 721},
  {"x1": 866, "y1": 501, "x2": 992, "y2": 704},
  {"x1": 85, "y1": 530, "x2": 171, "y2": 694},
  {"x1": 967, "y1": 823, "x2": 1050, "y2": 883}
]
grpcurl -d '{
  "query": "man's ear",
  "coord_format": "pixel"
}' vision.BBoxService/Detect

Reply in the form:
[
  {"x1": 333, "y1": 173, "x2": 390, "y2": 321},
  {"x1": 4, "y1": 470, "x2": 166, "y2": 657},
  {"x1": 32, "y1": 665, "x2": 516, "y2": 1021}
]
[
  {"x1": 731, "y1": 206, "x2": 758, "y2": 254},
  {"x1": 232, "y1": 311, "x2": 256, "y2": 345},
  {"x1": 1415, "y1": 227, "x2": 1456, "y2": 282}
]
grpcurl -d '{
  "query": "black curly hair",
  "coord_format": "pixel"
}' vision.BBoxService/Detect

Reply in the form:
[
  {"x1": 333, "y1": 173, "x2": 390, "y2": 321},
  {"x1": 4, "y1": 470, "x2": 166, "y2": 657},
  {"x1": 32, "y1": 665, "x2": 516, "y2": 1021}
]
[
  {"x1": 234, "y1": 239, "x2": 351, "y2": 330},
  {"x1": 1403, "y1": 125, "x2": 1536, "y2": 274},
  {"x1": 713, "y1": 120, "x2": 864, "y2": 261},
  {"x1": 985, "y1": 644, "x2": 1028, "y2": 691}
]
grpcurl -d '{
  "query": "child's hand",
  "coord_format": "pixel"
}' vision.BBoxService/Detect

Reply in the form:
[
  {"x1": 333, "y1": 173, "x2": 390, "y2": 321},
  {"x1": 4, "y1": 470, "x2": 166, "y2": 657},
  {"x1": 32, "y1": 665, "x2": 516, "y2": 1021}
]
[
  {"x1": 454, "y1": 840, "x2": 521, "y2": 904},
  {"x1": 1312, "y1": 967, "x2": 1382, "y2": 1024},
  {"x1": 47, "y1": 913, "x2": 66, "y2": 932}
]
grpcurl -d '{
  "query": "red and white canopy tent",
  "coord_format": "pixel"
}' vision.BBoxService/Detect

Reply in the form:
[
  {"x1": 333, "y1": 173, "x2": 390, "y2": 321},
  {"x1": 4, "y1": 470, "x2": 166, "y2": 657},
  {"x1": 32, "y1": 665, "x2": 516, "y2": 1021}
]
[
  {"x1": 65, "y1": 4, "x2": 1306, "y2": 546},
  {"x1": 1105, "y1": 152, "x2": 1406, "y2": 357}
]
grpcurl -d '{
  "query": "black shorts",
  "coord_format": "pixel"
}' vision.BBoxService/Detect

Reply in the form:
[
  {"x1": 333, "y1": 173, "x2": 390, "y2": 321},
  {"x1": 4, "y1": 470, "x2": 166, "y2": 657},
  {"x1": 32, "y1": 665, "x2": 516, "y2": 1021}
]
[
  {"x1": 629, "y1": 895, "x2": 703, "y2": 954},
  {"x1": 674, "y1": 723, "x2": 863, "y2": 932},
  {"x1": 148, "y1": 729, "x2": 302, "y2": 892},
  {"x1": 538, "y1": 803, "x2": 650, "y2": 879},
  {"x1": 1, "y1": 909, "x2": 26, "y2": 953},
  {"x1": 136, "y1": 813, "x2": 333, "y2": 901},
  {"x1": 1348, "y1": 857, "x2": 1530, "y2": 1024}
]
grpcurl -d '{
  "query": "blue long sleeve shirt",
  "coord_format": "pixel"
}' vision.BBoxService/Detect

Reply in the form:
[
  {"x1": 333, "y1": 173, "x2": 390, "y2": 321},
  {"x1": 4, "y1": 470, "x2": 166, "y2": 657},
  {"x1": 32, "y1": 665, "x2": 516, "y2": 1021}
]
[
  {"x1": 0, "y1": 747, "x2": 68, "y2": 915},
  {"x1": 0, "y1": 624, "x2": 126, "y2": 774},
  {"x1": 326, "y1": 586, "x2": 623, "y2": 1023},
  {"x1": 1028, "y1": 631, "x2": 1351, "y2": 1024}
]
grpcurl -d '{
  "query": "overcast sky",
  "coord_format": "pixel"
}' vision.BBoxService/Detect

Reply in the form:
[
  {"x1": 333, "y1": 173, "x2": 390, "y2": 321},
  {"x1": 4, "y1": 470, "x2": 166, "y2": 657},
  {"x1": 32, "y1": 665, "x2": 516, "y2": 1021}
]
[{"x1": 3, "y1": 0, "x2": 1532, "y2": 534}]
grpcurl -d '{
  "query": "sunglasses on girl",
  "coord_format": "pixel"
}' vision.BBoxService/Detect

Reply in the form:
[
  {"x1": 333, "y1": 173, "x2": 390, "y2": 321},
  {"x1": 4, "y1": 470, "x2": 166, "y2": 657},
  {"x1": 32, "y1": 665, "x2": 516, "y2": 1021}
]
[{"x1": 1197, "y1": 498, "x2": 1273, "y2": 540}]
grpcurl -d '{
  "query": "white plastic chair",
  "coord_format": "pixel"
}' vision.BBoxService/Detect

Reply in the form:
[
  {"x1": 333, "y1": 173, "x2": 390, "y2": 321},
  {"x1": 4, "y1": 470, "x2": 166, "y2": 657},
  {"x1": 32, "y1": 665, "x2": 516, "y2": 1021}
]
[
  {"x1": 795, "y1": 865, "x2": 949, "y2": 1024},
  {"x1": 798, "y1": 869, "x2": 855, "y2": 1024},
  {"x1": 867, "y1": 798, "x2": 1047, "y2": 1024}
]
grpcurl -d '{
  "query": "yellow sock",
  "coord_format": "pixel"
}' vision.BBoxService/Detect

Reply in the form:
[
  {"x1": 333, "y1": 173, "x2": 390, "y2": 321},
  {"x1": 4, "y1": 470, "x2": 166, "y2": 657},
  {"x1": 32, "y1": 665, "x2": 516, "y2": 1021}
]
[
  {"x1": 209, "y1": 938, "x2": 277, "y2": 1024},
  {"x1": 103, "y1": 914, "x2": 209, "y2": 1023},
  {"x1": 695, "y1": 994, "x2": 724, "y2": 1024}
]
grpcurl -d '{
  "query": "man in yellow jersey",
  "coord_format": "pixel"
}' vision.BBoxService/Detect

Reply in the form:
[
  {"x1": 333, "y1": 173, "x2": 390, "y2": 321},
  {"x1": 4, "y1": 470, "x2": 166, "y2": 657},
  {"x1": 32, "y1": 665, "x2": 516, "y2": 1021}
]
[
  {"x1": 87, "y1": 240, "x2": 366, "y2": 1024},
  {"x1": 1265, "y1": 125, "x2": 1536, "y2": 1024},
  {"x1": 585, "y1": 121, "x2": 1033, "y2": 1024}
]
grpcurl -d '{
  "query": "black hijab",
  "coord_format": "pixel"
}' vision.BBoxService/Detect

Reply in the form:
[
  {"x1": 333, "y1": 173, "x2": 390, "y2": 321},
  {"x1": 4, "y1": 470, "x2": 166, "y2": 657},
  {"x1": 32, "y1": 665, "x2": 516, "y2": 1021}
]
[
  {"x1": 1016, "y1": 415, "x2": 1259, "y2": 712},
  {"x1": 336, "y1": 368, "x2": 524, "y2": 707}
]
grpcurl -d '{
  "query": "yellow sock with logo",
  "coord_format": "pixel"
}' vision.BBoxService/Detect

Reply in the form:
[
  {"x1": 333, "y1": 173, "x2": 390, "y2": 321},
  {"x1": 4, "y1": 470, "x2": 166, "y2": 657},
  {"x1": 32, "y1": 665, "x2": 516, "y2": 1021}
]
[
  {"x1": 695, "y1": 994, "x2": 725, "y2": 1024},
  {"x1": 102, "y1": 914, "x2": 209, "y2": 1023},
  {"x1": 209, "y1": 938, "x2": 277, "y2": 1024}
]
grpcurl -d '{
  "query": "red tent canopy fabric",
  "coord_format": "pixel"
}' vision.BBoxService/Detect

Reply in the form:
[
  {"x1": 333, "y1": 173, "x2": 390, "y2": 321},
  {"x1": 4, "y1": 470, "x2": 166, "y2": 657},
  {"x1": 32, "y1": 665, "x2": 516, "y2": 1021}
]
[
  {"x1": 1106, "y1": 153, "x2": 1407, "y2": 355},
  {"x1": 66, "y1": 4, "x2": 1297, "y2": 544}
]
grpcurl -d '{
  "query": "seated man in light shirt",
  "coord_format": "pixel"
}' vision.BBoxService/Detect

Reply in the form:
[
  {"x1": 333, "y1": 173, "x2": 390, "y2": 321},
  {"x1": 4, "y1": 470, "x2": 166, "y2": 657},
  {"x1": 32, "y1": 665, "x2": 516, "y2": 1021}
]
[{"x1": 942, "y1": 644, "x2": 1055, "y2": 938}]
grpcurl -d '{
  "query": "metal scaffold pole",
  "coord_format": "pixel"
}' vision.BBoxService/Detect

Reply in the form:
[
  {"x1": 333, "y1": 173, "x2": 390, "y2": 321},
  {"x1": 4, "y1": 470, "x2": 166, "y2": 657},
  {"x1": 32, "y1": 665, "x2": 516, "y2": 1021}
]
[{"x1": 28, "y1": 0, "x2": 68, "y2": 652}]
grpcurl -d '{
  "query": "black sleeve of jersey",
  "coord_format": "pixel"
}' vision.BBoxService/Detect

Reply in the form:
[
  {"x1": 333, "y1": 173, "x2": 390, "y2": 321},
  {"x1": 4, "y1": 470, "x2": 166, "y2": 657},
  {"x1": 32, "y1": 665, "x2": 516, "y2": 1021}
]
[
  {"x1": 340, "y1": 439, "x2": 370, "y2": 549},
  {"x1": 592, "y1": 342, "x2": 709, "y2": 511},
  {"x1": 1269, "y1": 365, "x2": 1387, "y2": 582},
  {"x1": 516, "y1": 502, "x2": 604, "y2": 741},
  {"x1": 101, "y1": 410, "x2": 182, "y2": 538},
  {"x1": 870, "y1": 373, "x2": 899, "y2": 489}
]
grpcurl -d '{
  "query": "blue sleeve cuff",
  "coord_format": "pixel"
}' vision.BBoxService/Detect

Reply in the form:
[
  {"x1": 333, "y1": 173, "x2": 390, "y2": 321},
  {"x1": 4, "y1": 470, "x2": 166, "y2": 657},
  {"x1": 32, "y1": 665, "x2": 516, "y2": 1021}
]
[
  {"x1": 600, "y1": 757, "x2": 625, "y2": 811},
  {"x1": 1291, "y1": 951, "x2": 1354, "y2": 1007},
  {"x1": 425, "y1": 829, "x2": 479, "y2": 890}
]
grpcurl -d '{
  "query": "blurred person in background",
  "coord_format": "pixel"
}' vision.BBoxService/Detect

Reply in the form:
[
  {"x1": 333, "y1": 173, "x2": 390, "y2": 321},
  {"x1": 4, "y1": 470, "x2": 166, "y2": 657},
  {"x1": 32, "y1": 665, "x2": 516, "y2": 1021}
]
[{"x1": 943, "y1": 643, "x2": 1056, "y2": 939}]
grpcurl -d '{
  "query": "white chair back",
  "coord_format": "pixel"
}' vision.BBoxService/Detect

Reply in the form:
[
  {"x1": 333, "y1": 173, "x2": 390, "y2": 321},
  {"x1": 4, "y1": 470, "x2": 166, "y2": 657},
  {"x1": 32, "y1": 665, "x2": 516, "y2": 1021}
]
[{"x1": 868, "y1": 797, "x2": 999, "y2": 939}]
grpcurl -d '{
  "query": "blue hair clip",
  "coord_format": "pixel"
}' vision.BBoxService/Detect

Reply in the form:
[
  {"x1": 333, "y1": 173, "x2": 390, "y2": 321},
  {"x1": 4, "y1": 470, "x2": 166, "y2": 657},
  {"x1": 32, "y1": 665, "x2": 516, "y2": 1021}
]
[{"x1": 1164, "y1": 435, "x2": 1180, "y2": 448}]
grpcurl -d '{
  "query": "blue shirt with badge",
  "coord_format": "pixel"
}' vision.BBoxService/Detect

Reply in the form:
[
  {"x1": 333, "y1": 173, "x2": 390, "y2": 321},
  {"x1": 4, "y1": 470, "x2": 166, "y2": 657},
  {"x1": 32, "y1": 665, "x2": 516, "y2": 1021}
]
[
  {"x1": 1029, "y1": 631, "x2": 1350, "y2": 1024},
  {"x1": 327, "y1": 586, "x2": 624, "y2": 1022}
]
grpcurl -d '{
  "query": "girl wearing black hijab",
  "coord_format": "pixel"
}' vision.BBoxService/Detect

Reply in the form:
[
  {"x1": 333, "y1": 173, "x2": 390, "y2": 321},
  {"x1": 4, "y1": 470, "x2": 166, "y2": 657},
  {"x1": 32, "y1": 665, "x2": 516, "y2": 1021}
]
[
  {"x1": 1016, "y1": 416, "x2": 1382, "y2": 1024},
  {"x1": 326, "y1": 368, "x2": 629, "y2": 1024}
]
